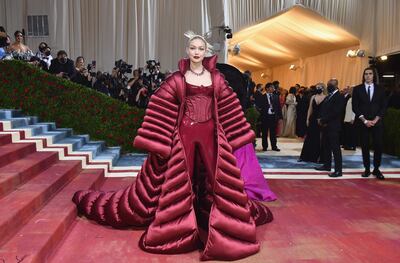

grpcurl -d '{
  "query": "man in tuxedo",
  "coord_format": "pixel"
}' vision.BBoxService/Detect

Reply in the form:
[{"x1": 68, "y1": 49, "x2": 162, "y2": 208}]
[
  {"x1": 352, "y1": 67, "x2": 387, "y2": 180},
  {"x1": 255, "y1": 83, "x2": 282, "y2": 151},
  {"x1": 315, "y1": 79, "x2": 345, "y2": 177}
]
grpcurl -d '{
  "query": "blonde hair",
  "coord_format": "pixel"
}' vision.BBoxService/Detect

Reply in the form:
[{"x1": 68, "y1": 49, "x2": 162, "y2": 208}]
[{"x1": 184, "y1": 31, "x2": 213, "y2": 54}]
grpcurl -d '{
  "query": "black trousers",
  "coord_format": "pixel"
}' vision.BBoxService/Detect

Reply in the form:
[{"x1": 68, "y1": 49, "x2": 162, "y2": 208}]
[
  {"x1": 343, "y1": 122, "x2": 357, "y2": 148},
  {"x1": 359, "y1": 123, "x2": 383, "y2": 169},
  {"x1": 261, "y1": 115, "x2": 277, "y2": 150},
  {"x1": 321, "y1": 128, "x2": 342, "y2": 172}
]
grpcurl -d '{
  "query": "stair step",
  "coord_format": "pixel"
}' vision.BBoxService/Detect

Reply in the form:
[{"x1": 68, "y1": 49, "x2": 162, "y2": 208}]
[
  {"x1": 17, "y1": 124, "x2": 52, "y2": 136},
  {"x1": 0, "y1": 109, "x2": 23, "y2": 119},
  {"x1": 0, "y1": 151, "x2": 59, "y2": 199},
  {"x1": 76, "y1": 141, "x2": 105, "y2": 158},
  {"x1": 0, "y1": 134, "x2": 12, "y2": 146},
  {"x1": 0, "y1": 169, "x2": 104, "y2": 262},
  {"x1": 32, "y1": 130, "x2": 70, "y2": 144},
  {"x1": 0, "y1": 160, "x2": 82, "y2": 246},
  {"x1": 0, "y1": 143, "x2": 37, "y2": 168},
  {"x1": 54, "y1": 136, "x2": 87, "y2": 151},
  {"x1": 93, "y1": 147, "x2": 121, "y2": 165},
  {"x1": 7, "y1": 117, "x2": 38, "y2": 129}
]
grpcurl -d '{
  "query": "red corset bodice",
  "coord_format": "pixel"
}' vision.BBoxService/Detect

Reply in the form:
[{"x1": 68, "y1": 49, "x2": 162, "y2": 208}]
[{"x1": 184, "y1": 83, "x2": 214, "y2": 123}]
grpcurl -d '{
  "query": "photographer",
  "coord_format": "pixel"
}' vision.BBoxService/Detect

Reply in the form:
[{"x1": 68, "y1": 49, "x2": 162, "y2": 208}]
[
  {"x1": 126, "y1": 69, "x2": 141, "y2": 106},
  {"x1": 49, "y1": 50, "x2": 76, "y2": 79},
  {"x1": 143, "y1": 60, "x2": 164, "y2": 89},
  {"x1": 71, "y1": 56, "x2": 93, "y2": 87},
  {"x1": 112, "y1": 59, "x2": 133, "y2": 101},
  {"x1": 94, "y1": 71, "x2": 111, "y2": 96},
  {"x1": 135, "y1": 78, "x2": 152, "y2": 108},
  {"x1": 35, "y1": 42, "x2": 53, "y2": 70}
]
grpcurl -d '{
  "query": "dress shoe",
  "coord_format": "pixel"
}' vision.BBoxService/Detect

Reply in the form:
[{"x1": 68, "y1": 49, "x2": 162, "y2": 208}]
[
  {"x1": 314, "y1": 166, "x2": 331, "y2": 171},
  {"x1": 372, "y1": 169, "x2": 385, "y2": 180},
  {"x1": 329, "y1": 171, "x2": 342, "y2": 177},
  {"x1": 262, "y1": 148, "x2": 267, "y2": 151},
  {"x1": 361, "y1": 169, "x2": 371, "y2": 178},
  {"x1": 272, "y1": 147, "x2": 281, "y2": 152}
]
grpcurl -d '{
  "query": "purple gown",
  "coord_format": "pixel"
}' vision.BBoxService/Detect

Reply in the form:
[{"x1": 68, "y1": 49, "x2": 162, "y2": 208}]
[{"x1": 234, "y1": 143, "x2": 277, "y2": 201}]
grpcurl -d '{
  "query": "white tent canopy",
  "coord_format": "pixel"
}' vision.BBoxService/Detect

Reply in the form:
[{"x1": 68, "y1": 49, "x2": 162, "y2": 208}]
[{"x1": 227, "y1": 6, "x2": 360, "y2": 72}]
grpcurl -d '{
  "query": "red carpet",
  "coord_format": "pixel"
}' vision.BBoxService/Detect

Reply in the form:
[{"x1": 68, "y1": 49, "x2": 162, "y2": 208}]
[
  {"x1": 0, "y1": 135, "x2": 399, "y2": 262},
  {"x1": 51, "y1": 178, "x2": 400, "y2": 263}
]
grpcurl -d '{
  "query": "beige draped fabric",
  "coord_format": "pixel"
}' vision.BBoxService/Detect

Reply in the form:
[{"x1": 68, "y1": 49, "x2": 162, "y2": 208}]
[
  {"x1": 376, "y1": 0, "x2": 400, "y2": 56},
  {"x1": 0, "y1": 0, "x2": 26, "y2": 38},
  {"x1": 252, "y1": 46, "x2": 368, "y2": 88},
  {"x1": 47, "y1": 0, "x2": 224, "y2": 72}
]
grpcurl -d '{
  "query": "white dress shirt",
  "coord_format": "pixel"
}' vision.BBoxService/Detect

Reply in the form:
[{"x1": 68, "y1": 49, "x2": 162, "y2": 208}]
[{"x1": 364, "y1": 82, "x2": 374, "y2": 101}]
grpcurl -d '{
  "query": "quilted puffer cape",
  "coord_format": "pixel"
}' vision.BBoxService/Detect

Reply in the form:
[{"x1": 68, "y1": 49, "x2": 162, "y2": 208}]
[{"x1": 73, "y1": 55, "x2": 273, "y2": 261}]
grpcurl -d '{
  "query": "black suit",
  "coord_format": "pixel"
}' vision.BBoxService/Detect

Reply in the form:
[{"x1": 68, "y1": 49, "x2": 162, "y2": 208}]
[
  {"x1": 352, "y1": 83, "x2": 387, "y2": 170},
  {"x1": 255, "y1": 92, "x2": 282, "y2": 150},
  {"x1": 49, "y1": 58, "x2": 76, "y2": 79},
  {"x1": 319, "y1": 91, "x2": 345, "y2": 172}
]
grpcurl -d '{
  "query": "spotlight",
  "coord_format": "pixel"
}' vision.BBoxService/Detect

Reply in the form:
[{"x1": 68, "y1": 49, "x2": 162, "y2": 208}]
[
  {"x1": 382, "y1": 74, "x2": 394, "y2": 78},
  {"x1": 227, "y1": 44, "x2": 240, "y2": 56},
  {"x1": 346, "y1": 49, "x2": 365, "y2": 58},
  {"x1": 380, "y1": 55, "x2": 388, "y2": 61},
  {"x1": 346, "y1": 50, "x2": 356, "y2": 57},
  {"x1": 356, "y1": 49, "x2": 365, "y2": 57},
  {"x1": 223, "y1": 26, "x2": 232, "y2": 39},
  {"x1": 289, "y1": 64, "x2": 296, "y2": 70}
]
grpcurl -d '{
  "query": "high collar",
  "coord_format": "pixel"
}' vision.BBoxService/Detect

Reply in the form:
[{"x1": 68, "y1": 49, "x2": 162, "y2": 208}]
[{"x1": 178, "y1": 55, "x2": 218, "y2": 75}]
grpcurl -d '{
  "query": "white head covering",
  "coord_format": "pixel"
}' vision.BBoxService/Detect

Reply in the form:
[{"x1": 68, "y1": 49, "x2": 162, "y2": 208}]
[{"x1": 184, "y1": 30, "x2": 213, "y2": 54}]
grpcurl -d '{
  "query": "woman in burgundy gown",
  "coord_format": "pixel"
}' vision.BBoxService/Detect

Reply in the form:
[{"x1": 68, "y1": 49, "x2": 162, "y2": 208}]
[{"x1": 73, "y1": 34, "x2": 273, "y2": 261}]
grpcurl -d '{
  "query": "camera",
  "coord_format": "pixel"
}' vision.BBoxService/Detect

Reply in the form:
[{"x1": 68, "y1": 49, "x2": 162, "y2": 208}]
[
  {"x1": 146, "y1": 60, "x2": 160, "y2": 74},
  {"x1": 115, "y1": 59, "x2": 133, "y2": 75},
  {"x1": 144, "y1": 60, "x2": 163, "y2": 88},
  {"x1": 87, "y1": 61, "x2": 97, "y2": 77}
]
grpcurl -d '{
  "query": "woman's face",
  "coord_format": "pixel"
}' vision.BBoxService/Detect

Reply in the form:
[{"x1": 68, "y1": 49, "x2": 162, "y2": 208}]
[
  {"x1": 187, "y1": 38, "x2": 206, "y2": 64},
  {"x1": 15, "y1": 33, "x2": 23, "y2": 43},
  {"x1": 76, "y1": 58, "x2": 85, "y2": 69}
]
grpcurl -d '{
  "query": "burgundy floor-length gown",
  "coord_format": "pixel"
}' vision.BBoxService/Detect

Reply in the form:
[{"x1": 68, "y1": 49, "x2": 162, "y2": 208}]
[{"x1": 73, "y1": 55, "x2": 273, "y2": 261}]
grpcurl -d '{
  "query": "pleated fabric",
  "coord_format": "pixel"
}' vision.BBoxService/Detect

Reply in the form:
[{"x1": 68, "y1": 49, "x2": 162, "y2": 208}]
[{"x1": 72, "y1": 55, "x2": 273, "y2": 261}]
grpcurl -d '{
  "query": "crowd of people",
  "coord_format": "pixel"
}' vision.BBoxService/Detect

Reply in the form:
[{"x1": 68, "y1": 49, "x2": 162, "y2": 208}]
[
  {"x1": 0, "y1": 27, "x2": 393, "y2": 180},
  {"x1": 0, "y1": 27, "x2": 167, "y2": 108},
  {"x1": 241, "y1": 68, "x2": 388, "y2": 179}
]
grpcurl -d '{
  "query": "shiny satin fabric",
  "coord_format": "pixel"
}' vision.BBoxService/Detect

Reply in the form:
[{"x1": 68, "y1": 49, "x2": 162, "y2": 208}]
[
  {"x1": 73, "y1": 55, "x2": 273, "y2": 261},
  {"x1": 234, "y1": 143, "x2": 277, "y2": 201}
]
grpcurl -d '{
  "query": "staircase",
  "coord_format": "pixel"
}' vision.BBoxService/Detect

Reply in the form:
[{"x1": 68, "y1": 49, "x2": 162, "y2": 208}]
[{"x1": 0, "y1": 109, "x2": 138, "y2": 262}]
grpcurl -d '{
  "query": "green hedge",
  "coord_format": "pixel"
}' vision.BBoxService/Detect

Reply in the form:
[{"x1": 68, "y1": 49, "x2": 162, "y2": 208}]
[
  {"x1": 245, "y1": 106, "x2": 260, "y2": 133},
  {"x1": 0, "y1": 60, "x2": 145, "y2": 153}
]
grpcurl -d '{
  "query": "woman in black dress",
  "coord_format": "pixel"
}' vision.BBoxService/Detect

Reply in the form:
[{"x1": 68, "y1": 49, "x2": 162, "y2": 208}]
[
  {"x1": 299, "y1": 83, "x2": 326, "y2": 162},
  {"x1": 296, "y1": 87, "x2": 309, "y2": 138}
]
